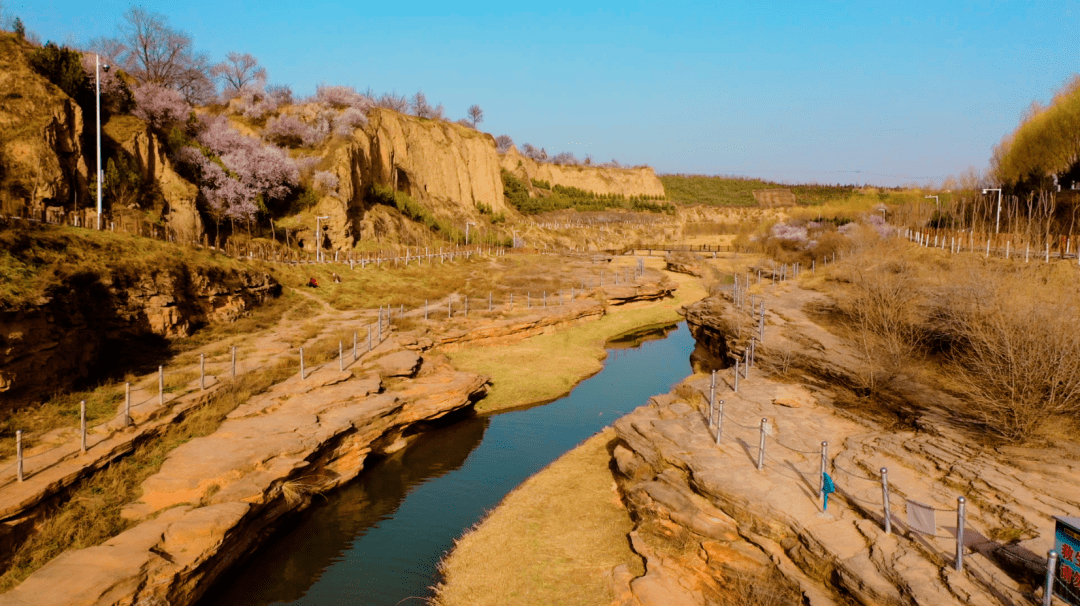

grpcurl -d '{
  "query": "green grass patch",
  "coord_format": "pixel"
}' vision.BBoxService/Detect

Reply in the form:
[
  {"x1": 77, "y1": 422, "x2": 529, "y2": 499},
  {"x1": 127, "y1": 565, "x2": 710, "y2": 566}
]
[
  {"x1": 448, "y1": 268, "x2": 706, "y2": 412},
  {"x1": 660, "y1": 174, "x2": 866, "y2": 207}
]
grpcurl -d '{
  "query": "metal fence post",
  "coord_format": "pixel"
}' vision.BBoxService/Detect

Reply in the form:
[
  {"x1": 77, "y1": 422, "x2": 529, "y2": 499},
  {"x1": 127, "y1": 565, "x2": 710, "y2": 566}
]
[
  {"x1": 125, "y1": 382, "x2": 131, "y2": 425},
  {"x1": 16, "y1": 430, "x2": 23, "y2": 482},
  {"x1": 1044, "y1": 550, "x2": 1058, "y2": 606},
  {"x1": 353, "y1": 331, "x2": 358, "y2": 361},
  {"x1": 709, "y1": 371, "x2": 716, "y2": 427},
  {"x1": 881, "y1": 468, "x2": 892, "y2": 534},
  {"x1": 339, "y1": 341, "x2": 344, "y2": 371},
  {"x1": 300, "y1": 347, "x2": 305, "y2": 379},
  {"x1": 465, "y1": 296, "x2": 469, "y2": 316},
  {"x1": 956, "y1": 496, "x2": 966, "y2": 572},
  {"x1": 159, "y1": 365, "x2": 164, "y2": 406},
  {"x1": 757, "y1": 418, "x2": 767, "y2": 470},
  {"x1": 232, "y1": 346, "x2": 237, "y2": 379},
  {"x1": 734, "y1": 360, "x2": 740, "y2": 392},
  {"x1": 424, "y1": 300, "x2": 428, "y2": 320},
  {"x1": 80, "y1": 401, "x2": 87, "y2": 453},
  {"x1": 200, "y1": 354, "x2": 206, "y2": 390},
  {"x1": 715, "y1": 400, "x2": 724, "y2": 444},
  {"x1": 819, "y1": 442, "x2": 828, "y2": 501}
]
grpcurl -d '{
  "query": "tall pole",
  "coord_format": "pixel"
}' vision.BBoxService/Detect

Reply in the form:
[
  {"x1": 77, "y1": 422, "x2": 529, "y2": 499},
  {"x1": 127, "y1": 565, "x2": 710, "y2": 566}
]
[
  {"x1": 95, "y1": 55, "x2": 102, "y2": 230},
  {"x1": 984, "y1": 188, "x2": 1003, "y2": 234},
  {"x1": 315, "y1": 216, "x2": 330, "y2": 262}
]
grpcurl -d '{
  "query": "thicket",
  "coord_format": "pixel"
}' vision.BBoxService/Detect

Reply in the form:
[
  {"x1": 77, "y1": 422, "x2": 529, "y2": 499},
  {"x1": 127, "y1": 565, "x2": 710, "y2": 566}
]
[
  {"x1": 829, "y1": 238, "x2": 1080, "y2": 442},
  {"x1": 991, "y1": 76, "x2": 1080, "y2": 194},
  {"x1": 366, "y1": 184, "x2": 464, "y2": 242},
  {"x1": 503, "y1": 172, "x2": 672, "y2": 215}
]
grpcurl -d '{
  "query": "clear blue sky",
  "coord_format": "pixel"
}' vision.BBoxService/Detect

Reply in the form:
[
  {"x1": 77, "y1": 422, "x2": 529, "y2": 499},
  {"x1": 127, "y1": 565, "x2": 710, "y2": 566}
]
[{"x1": 9, "y1": 0, "x2": 1079, "y2": 186}]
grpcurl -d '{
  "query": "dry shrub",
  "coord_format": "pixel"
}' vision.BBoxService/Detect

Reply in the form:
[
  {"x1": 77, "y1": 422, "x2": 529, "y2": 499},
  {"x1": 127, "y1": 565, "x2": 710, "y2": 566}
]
[
  {"x1": 936, "y1": 265, "x2": 1080, "y2": 441},
  {"x1": 835, "y1": 240, "x2": 926, "y2": 394}
]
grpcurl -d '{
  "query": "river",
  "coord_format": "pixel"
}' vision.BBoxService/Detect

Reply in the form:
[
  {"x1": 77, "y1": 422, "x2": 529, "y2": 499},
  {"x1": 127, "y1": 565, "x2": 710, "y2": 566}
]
[{"x1": 201, "y1": 321, "x2": 699, "y2": 606}]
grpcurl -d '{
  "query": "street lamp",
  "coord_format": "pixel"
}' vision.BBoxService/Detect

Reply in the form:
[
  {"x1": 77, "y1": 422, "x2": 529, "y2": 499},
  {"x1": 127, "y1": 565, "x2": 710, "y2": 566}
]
[
  {"x1": 982, "y1": 188, "x2": 1003, "y2": 234},
  {"x1": 95, "y1": 55, "x2": 110, "y2": 230},
  {"x1": 315, "y1": 215, "x2": 329, "y2": 262}
]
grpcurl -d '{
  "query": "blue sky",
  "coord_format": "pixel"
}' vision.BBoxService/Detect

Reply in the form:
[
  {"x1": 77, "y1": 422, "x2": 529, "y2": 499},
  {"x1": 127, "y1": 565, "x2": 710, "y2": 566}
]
[{"x1": 9, "y1": 0, "x2": 1079, "y2": 186}]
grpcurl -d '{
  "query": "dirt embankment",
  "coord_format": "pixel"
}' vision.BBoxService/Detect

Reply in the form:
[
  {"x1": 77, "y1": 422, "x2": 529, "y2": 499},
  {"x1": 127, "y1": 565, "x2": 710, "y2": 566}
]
[{"x1": 0, "y1": 258, "x2": 279, "y2": 412}]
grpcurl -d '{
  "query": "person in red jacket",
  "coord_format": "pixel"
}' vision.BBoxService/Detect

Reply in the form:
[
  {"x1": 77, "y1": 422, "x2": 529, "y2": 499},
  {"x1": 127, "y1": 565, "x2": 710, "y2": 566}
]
[{"x1": 308, "y1": 277, "x2": 319, "y2": 288}]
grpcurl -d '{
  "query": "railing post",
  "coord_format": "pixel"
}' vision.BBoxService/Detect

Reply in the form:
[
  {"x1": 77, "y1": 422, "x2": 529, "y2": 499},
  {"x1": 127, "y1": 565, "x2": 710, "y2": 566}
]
[
  {"x1": 819, "y1": 441, "x2": 828, "y2": 500},
  {"x1": 757, "y1": 418, "x2": 767, "y2": 470},
  {"x1": 80, "y1": 401, "x2": 87, "y2": 453},
  {"x1": 734, "y1": 359, "x2": 740, "y2": 392},
  {"x1": 125, "y1": 382, "x2": 131, "y2": 425},
  {"x1": 16, "y1": 430, "x2": 23, "y2": 482},
  {"x1": 1044, "y1": 550, "x2": 1058, "y2": 606},
  {"x1": 715, "y1": 400, "x2": 724, "y2": 444},
  {"x1": 159, "y1": 365, "x2": 164, "y2": 406},
  {"x1": 353, "y1": 331, "x2": 358, "y2": 361},
  {"x1": 339, "y1": 341, "x2": 344, "y2": 371},
  {"x1": 708, "y1": 371, "x2": 716, "y2": 427},
  {"x1": 231, "y1": 346, "x2": 237, "y2": 379},
  {"x1": 465, "y1": 295, "x2": 469, "y2": 316},
  {"x1": 881, "y1": 468, "x2": 892, "y2": 534},
  {"x1": 200, "y1": 354, "x2": 206, "y2": 390},
  {"x1": 300, "y1": 347, "x2": 305, "y2": 379},
  {"x1": 955, "y1": 496, "x2": 966, "y2": 572}
]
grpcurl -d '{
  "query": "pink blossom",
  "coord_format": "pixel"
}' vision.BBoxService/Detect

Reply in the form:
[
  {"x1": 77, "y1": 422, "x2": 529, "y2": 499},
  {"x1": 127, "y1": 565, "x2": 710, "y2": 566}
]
[{"x1": 132, "y1": 83, "x2": 190, "y2": 130}]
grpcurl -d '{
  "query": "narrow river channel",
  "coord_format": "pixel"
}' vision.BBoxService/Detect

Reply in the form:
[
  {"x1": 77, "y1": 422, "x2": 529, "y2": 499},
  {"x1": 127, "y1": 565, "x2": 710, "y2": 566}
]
[{"x1": 201, "y1": 321, "x2": 698, "y2": 606}]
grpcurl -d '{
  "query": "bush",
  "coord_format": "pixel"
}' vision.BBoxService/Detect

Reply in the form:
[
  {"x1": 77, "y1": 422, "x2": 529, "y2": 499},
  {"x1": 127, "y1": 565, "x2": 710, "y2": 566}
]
[
  {"x1": 263, "y1": 114, "x2": 324, "y2": 148},
  {"x1": 333, "y1": 107, "x2": 367, "y2": 136},
  {"x1": 312, "y1": 170, "x2": 339, "y2": 193},
  {"x1": 314, "y1": 84, "x2": 371, "y2": 110},
  {"x1": 133, "y1": 84, "x2": 190, "y2": 131}
]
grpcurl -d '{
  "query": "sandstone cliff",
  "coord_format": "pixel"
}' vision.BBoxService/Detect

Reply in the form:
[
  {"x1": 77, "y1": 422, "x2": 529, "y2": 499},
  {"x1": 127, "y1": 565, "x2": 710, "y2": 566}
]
[
  {"x1": 310, "y1": 109, "x2": 514, "y2": 250},
  {"x1": 103, "y1": 115, "x2": 204, "y2": 242},
  {"x1": 500, "y1": 146, "x2": 666, "y2": 198},
  {"x1": 0, "y1": 33, "x2": 88, "y2": 216}
]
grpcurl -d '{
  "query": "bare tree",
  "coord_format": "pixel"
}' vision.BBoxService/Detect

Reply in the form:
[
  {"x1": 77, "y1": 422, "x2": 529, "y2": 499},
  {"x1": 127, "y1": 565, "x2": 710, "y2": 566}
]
[
  {"x1": 213, "y1": 51, "x2": 267, "y2": 96},
  {"x1": 374, "y1": 91, "x2": 409, "y2": 112},
  {"x1": 110, "y1": 7, "x2": 215, "y2": 103},
  {"x1": 411, "y1": 90, "x2": 433, "y2": 118},
  {"x1": 87, "y1": 36, "x2": 125, "y2": 64},
  {"x1": 495, "y1": 134, "x2": 513, "y2": 153},
  {"x1": 467, "y1": 104, "x2": 483, "y2": 128}
]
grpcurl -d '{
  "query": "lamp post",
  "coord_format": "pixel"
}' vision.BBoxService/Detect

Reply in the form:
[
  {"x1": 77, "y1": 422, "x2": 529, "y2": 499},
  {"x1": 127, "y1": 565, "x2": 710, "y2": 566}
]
[
  {"x1": 95, "y1": 56, "x2": 110, "y2": 230},
  {"x1": 315, "y1": 215, "x2": 329, "y2": 262},
  {"x1": 982, "y1": 188, "x2": 1003, "y2": 234}
]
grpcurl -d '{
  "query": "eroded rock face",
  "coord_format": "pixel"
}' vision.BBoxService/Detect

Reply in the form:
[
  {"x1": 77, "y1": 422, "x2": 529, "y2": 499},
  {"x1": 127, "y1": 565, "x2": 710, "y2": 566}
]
[
  {"x1": 0, "y1": 265, "x2": 279, "y2": 411},
  {"x1": 106, "y1": 116, "x2": 204, "y2": 242},
  {"x1": 0, "y1": 33, "x2": 88, "y2": 215},
  {"x1": 500, "y1": 146, "x2": 666, "y2": 198}
]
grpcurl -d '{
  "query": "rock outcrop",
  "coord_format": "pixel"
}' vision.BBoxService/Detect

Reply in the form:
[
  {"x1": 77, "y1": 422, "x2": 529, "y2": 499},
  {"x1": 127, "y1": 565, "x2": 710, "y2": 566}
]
[
  {"x1": 0, "y1": 33, "x2": 88, "y2": 216},
  {"x1": 0, "y1": 334, "x2": 489, "y2": 606},
  {"x1": 0, "y1": 259, "x2": 279, "y2": 411},
  {"x1": 103, "y1": 115, "x2": 204, "y2": 242},
  {"x1": 607, "y1": 282, "x2": 1080, "y2": 605},
  {"x1": 500, "y1": 146, "x2": 665, "y2": 198}
]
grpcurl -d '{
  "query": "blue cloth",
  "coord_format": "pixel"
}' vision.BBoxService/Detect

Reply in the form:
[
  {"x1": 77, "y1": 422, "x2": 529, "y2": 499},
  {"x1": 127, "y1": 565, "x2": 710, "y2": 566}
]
[{"x1": 822, "y1": 472, "x2": 835, "y2": 494}]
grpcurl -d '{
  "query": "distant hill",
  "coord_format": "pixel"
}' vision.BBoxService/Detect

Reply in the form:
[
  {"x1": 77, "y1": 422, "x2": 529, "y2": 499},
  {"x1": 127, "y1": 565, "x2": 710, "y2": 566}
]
[{"x1": 659, "y1": 174, "x2": 862, "y2": 206}]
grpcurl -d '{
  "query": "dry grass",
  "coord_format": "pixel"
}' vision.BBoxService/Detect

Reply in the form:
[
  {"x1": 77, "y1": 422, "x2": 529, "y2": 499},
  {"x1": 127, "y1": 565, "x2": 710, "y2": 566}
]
[
  {"x1": 432, "y1": 428, "x2": 642, "y2": 606},
  {"x1": 823, "y1": 237, "x2": 1080, "y2": 442},
  {"x1": 262, "y1": 254, "x2": 585, "y2": 312},
  {"x1": 448, "y1": 264, "x2": 706, "y2": 412},
  {"x1": 0, "y1": 360, "x2": 295, "y2": 590}
]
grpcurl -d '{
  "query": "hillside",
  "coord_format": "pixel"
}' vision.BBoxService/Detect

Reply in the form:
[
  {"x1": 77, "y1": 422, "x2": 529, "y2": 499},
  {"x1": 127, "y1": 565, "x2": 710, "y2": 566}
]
[{"x1": 660, "y1": 173, "x2": 863, "y2": 206}]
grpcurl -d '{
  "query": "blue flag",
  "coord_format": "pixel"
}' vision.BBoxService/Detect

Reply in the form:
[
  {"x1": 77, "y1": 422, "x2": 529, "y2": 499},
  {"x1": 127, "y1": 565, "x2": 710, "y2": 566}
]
[{"x1": 822, "y1": 472, "x2": 836, "y2": 511}]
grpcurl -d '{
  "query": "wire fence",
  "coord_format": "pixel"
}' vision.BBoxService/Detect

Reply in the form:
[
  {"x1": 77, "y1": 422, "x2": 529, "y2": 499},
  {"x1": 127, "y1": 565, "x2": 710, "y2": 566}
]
[
  {"x1": 0, "y1": 262, "x2": 646, "y2": 499},
  {"x1": 692, "y1": 356, "x2": 1075, "y2": 605}
]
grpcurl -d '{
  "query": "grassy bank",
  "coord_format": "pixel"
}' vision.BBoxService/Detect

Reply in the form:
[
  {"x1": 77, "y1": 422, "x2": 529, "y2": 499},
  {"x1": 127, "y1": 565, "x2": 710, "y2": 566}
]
[
  {"x1": 432, "y1": 427, "x2": 641, "y2": 606},
  {"x1": 447, "y1": 263, "x2": 706, "y2": 413}
]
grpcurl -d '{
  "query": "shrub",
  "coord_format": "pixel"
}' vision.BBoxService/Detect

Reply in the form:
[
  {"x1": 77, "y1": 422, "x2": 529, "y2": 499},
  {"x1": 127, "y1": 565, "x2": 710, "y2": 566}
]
[
  {"x1": 133, "y1": 83, "x2": 190, "y2": 131},
  {"x1": 266, "y1": 84, "x2": 293, "y2": 106},
  {"x1": 312, "y1": 170, "x2": 339, "y2": 193},
  {"x1": 263, "y1": 114, "x2": 324, "y2": 148},
  {"x1": 314, "y1": 84, "x2": 371, "y2": 110},
  {"x1": 333, "y1": 107, "x2": 367, "y2": 136}
]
